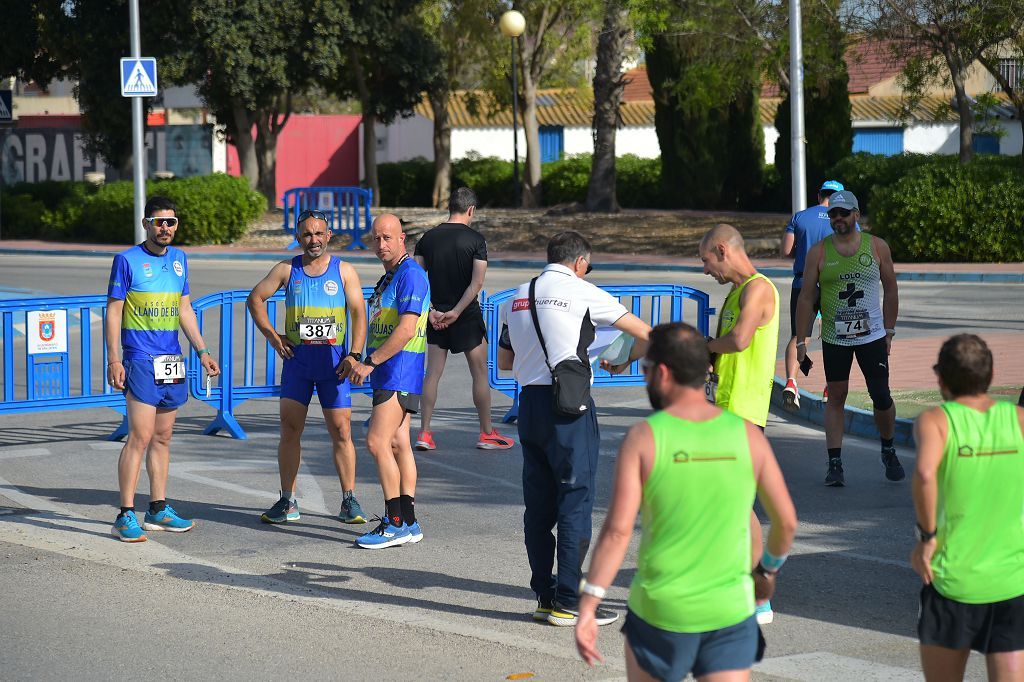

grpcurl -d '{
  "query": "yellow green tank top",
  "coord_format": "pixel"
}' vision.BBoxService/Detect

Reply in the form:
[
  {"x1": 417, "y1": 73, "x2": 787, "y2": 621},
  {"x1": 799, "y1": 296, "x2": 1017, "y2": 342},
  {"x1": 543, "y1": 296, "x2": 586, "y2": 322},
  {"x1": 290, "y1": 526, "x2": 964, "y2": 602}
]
[
  {"x1": 819, "y1": 234, "x2": 885, "y2": 346},
  {"x1": 628, "y1": 410, "x2": 756, "y2": 632},
  {"x1": 932, "y1": 401, "x2": 1024, "y2": 603},
  {"x1": 713, "y1": 273, "x2": 779, "y2": 426}
]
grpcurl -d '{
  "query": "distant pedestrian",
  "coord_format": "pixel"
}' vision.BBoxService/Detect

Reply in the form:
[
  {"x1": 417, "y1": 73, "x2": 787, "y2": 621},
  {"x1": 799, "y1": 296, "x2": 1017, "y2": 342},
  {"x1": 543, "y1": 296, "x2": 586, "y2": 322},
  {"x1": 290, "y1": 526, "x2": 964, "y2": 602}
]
[
  {"x1": 911, "y1": 334, "x2": 1024, "y2": 681},
  {"x1": 779, "y1": 180, "x2": 844, "y2": 410},
  {"x1": 348, "y1": 214, "x2": 431, "y2": 549},
  {"x1": 575, "y1": 322, "x2": 797, "y2": 680},
  {"x1": 498, "y1": 231, "x2": 651, "y2": 627},
  {"x1": 413, "y1": 186, "x2": 514, "y2": 452}
]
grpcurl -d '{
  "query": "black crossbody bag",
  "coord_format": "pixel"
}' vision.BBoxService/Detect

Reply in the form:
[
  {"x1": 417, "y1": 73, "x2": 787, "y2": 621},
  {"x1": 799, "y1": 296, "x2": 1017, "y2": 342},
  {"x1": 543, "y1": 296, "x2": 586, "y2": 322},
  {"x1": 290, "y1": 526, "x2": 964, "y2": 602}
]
[{"x1": 528, "y1": 277, "x2": 592, "y2": 417}]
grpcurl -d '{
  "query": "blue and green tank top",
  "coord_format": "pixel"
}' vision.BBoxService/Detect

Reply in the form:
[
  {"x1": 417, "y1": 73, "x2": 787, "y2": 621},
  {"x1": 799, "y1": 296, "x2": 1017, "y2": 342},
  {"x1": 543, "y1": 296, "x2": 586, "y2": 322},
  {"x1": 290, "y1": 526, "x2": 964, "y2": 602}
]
[
  {"x1": 367, "y1": 256, "x2": 430, "y2": 393},
  {"x1": 284, "y1": 256, "x2": 348, "y2": 356},
  {"x1": 107, "y1": 244, "x2": 189, "y2": 359}
]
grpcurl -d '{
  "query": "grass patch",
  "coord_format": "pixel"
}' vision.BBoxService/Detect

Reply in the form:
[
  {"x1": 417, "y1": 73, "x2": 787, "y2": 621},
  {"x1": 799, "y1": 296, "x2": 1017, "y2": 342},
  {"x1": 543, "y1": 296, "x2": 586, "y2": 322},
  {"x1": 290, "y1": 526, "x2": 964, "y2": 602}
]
[{"x1": 845, "y1": 386, "x2": 1022, "y2": 420}]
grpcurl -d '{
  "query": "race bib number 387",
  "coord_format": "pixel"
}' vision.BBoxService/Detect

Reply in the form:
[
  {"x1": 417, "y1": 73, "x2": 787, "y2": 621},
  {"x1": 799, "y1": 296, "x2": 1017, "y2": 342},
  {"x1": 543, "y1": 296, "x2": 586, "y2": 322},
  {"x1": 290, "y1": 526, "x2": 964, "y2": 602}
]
[{"x1": 299, "y1": 316, "x2": 337, "y2": 345}]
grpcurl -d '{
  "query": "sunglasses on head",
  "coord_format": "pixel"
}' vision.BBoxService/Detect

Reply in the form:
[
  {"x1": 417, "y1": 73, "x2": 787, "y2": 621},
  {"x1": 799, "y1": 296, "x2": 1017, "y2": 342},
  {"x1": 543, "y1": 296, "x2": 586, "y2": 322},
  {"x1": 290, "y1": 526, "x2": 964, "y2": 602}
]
[
  {"x1": 146, "y1": 216, "x2": 178, "y2": 228},
  {"x1": 828, "y1": 208, "x2": 852, "y2": 218},
  {"x1": 297, "y1": 209, "x2": 329, "y2": 224}
]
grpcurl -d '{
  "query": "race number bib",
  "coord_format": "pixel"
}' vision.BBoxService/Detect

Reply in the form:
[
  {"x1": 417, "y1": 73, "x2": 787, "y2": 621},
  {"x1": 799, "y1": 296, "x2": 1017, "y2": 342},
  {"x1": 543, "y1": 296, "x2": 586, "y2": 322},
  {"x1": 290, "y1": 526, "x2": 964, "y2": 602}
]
[
  {"x1": 834, "y1": 310, "x2": 871, "y2": 340},
  {"x1": 705, "y1": 372, "x2": 719, "y2": 404},
  {"x1": 298, "y1": 316, "x2": 337, "y2": 345},
  {"x1": 153, "y1": 354, "x2": 185, "y2": 384}
]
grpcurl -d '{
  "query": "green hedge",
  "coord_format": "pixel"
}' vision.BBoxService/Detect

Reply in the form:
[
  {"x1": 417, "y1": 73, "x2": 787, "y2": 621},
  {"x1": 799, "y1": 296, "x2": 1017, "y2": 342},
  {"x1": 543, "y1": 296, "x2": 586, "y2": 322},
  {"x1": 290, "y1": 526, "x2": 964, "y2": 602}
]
[
  {"x1": 378, "y1": 153, "x2": 669, "y2": 208},
  {"x1": 871, "y1": 160, "x2": 1024, "y2": 262},
  {"x1": 1, "y1": 174, "x2": 266, "y2": 244}
]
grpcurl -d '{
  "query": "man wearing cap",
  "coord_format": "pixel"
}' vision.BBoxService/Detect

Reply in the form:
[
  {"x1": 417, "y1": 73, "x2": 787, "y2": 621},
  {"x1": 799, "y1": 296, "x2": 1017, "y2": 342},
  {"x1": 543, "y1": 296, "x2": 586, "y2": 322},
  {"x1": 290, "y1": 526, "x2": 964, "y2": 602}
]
[
  {"x1": 796, "y1": 190, "x2": 902, "y2": 487},
  {"x1": 779, "y1": 180, "x2": 844, "y2": 410}
]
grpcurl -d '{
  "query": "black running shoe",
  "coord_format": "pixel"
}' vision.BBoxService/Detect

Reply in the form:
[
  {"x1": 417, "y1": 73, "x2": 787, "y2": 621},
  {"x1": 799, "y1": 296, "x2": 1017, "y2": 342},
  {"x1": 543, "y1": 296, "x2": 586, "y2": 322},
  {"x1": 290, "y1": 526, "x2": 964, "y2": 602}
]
[
  {"x1": 547, "y1": 601, "x2": 619, "y2": 627},
  {"x1": 825, "y1": 458, "x2": 845, "y2": 487},
  {"x1": 881, "y1": 447, "x2": 906, "y2": 481}
]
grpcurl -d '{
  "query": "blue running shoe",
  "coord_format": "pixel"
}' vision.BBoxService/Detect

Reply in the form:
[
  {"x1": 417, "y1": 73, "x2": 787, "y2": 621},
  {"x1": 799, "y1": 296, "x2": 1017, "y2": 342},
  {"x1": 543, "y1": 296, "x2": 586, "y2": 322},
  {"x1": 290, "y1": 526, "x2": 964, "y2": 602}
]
[
  {"x1": 356, "y1": 516, "x2": 411, "y2": 549},
  {"x1": 143, "y1": 504, "x2": 195, "y2": 532},
  {"x1": 112, "y1": 510, "x2": 147, "y2": 543},
  {"x1": 261, "y1": 497, "x2": 299, "y2": 524},
  {"x1": 755, "y1": 601, "x2": 774, "y2": 625},
  {"x1": 338, "y1": 495, "x2": 367, "y2": 524},
  {"x1": 406, "y1": 520, "x2": 423, "y2": 544}
]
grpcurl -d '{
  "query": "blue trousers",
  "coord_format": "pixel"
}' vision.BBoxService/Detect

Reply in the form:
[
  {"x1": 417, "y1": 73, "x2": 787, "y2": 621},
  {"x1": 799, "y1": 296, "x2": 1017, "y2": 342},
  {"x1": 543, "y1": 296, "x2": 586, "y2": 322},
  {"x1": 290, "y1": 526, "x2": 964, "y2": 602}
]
[{"x1": 518, "y1": 384, "x2": 600, "y2": 609}]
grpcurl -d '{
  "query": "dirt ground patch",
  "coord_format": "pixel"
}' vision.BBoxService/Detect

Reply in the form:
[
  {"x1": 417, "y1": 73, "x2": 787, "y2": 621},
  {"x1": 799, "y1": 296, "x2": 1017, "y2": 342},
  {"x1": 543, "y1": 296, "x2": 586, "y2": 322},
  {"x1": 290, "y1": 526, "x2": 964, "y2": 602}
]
[{"x1": 239, "y1": 206, "x2": 793, "y2": 258}]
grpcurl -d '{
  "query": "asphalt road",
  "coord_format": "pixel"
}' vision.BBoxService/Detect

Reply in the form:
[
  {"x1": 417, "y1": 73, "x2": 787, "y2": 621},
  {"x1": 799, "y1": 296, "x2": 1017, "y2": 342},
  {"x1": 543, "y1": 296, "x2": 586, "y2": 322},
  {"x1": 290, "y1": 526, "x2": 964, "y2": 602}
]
[{"x1": 1, "y1": 252, "x2": 1013, "y2": 680}]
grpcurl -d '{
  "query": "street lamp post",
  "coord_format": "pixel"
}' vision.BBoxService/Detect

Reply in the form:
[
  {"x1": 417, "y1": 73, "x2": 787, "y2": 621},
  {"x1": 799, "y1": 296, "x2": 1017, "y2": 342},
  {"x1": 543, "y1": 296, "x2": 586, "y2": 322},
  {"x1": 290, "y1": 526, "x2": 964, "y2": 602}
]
[{"x1": 500, "y1": 10, "x2": 525, "y2": 208}]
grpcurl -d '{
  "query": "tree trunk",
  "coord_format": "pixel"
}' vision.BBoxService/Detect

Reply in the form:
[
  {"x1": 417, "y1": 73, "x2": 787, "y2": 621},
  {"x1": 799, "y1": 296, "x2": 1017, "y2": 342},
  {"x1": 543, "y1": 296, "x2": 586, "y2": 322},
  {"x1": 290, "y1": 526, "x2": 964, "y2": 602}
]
[
  {"x1": 941, "y1": 44, "x2": 974, "y2": 164},
  {"x1": 231, "y1": 102, "x2": 258, "y2": 191},
  {"x1": 429, "y1": 88, "x2": 452, "y2": 209},
  {"x1": 362, "y1": 109, "x2": 380, "y2": 207},
  {"x1": 586, "y1": 3, "x2": 629, "y2": 213},
  {"x1": 520, "y1": 74, "x2": 542, "y2": 208}
]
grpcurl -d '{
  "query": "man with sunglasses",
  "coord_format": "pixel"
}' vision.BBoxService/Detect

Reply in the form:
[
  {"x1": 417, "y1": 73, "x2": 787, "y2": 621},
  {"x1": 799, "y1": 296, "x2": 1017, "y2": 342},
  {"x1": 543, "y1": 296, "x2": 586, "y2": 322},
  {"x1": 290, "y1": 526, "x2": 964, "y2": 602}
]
[
  {"x1": 497, "y1": 231, "x2": 650, "y2": 627},
  {"x1": 348, "y1": 214, "x2": 431, "y2": 549},
  {"x1": 105, "y1": 196, "x2": 220, "y2": 542},
  {"x1": 796, "y1": 190, "x2": 903, "y2": 487},
  {"x1": 247, "y1": 209, "x2": 368, "y2": 527}
]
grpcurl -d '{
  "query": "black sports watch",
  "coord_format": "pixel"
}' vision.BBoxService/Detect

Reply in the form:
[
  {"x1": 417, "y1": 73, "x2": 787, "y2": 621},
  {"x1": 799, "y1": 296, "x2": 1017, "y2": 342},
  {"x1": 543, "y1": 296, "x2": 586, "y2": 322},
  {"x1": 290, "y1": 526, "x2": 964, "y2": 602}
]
[
  {"x1": 362, "y1": 355, "x2": 377, "y2": 369},
  {"x1": 916, "y1": 522, "x2": 937, "y2": 542},
  {"x1": 348, "y1": 351, "x2": 363, "y2": 362}
]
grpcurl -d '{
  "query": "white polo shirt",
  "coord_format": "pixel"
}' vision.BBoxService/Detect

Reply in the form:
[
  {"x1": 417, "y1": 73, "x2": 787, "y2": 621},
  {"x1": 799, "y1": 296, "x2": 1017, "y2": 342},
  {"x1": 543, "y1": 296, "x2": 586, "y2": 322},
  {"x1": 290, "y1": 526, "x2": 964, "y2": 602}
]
[{"x1": 499, "y1": 264, "x2": 628, "y2": 386}]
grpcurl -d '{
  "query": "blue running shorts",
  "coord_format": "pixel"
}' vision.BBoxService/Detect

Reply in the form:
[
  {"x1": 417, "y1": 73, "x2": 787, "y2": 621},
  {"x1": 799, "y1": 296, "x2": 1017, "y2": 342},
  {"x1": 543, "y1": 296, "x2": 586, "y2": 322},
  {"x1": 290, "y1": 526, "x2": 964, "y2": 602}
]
[
  {"x1": 281, "y1": 346, "x2": 352, "y2": 409},
  {"x1": 123, "y1": 356, "x2": 188, "y2": 409},
  {"x1": 622, "y1": 610, "x2": 758, "y2": 681}
]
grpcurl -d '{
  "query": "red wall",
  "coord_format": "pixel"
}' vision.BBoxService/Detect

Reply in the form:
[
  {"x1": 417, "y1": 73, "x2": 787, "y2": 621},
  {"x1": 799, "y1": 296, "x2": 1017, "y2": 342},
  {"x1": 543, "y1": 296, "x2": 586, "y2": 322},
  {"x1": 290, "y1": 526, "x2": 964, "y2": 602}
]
[{"x1": 227, "y1": 114, "x2": 361, "y2": 207}]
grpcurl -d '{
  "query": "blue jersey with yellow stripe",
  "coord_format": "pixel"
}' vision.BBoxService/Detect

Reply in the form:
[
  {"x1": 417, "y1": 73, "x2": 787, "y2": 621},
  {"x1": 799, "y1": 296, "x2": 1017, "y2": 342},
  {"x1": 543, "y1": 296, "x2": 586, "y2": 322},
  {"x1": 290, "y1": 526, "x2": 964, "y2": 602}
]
[
  {"x1": 107, "y1": 244, "x2": 189, "y2": 359},
  {"x1": 368, "y1": 257, "x2": 430, "y2": 393},
  {"x1": 285, "y1": 255, "x2": 348, "y2": 352}
]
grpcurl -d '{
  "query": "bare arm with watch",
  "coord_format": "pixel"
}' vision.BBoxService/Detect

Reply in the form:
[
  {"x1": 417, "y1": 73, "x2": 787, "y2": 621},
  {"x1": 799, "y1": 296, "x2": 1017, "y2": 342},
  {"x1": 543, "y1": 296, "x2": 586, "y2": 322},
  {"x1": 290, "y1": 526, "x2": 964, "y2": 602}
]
[
  {"x1": 748, "y1": 421, "x2": 797, "y2": 599},
  {"x1": 910, "y1": 407, "x2": 946, "y2": 584},
  {"x1": 335, "y1": 262, "x2": 366, "y2": 381},
  {"x1": 179, "y1": 294, "x2": 220, "y2": 378},
  {"x1": 347, "y1": 313, "x2": 419, "y2": 387}
]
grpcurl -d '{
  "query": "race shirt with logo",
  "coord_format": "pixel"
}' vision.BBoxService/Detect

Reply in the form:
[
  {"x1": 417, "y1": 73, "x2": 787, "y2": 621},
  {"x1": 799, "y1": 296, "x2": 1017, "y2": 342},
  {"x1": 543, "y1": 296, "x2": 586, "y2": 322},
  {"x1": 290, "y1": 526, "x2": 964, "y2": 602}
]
[
  {"x1": 284, "y1": 256, "x2": 348, "y2": 359},
  {"x1": 819, "y1": 233, "x2": 885, "y2": 346},
  {"x1": 367, "y1": 257, "x2": 430, "y2": 393},
  {"x1": 712, "y1": 273, "x2": 779, "y2": 427},
  {"x1": 107, "y1": 244, "x2": 189, "y2": 359},
  {"x1": 785, "y1": 205, "x2": 833, "y2": 289},
  {"x1": 629, "y1": 409, "x2": 756, "y2": 632},
  {"x1": 931, "y1": 401, "x2": 1024, "y2": 604}
]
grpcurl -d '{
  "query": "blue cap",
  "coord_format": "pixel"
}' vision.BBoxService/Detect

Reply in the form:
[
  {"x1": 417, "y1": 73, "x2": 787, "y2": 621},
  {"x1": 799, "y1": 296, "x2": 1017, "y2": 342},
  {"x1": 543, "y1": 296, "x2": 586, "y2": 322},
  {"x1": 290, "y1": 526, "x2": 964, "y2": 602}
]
[{"x1": 820, "y1": 180, "x2": 844, "y2": 192}]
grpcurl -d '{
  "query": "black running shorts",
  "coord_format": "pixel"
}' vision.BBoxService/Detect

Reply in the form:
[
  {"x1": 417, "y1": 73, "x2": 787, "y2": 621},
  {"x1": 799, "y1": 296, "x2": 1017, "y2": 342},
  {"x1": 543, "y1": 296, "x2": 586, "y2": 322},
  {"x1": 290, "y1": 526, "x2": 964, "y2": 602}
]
[
  {"x1": 426, "y1": 307, "x2": 486, "y2": 354},
  {"x1": 918, "y1": 584, "x2": 1024, "y2": 654}
]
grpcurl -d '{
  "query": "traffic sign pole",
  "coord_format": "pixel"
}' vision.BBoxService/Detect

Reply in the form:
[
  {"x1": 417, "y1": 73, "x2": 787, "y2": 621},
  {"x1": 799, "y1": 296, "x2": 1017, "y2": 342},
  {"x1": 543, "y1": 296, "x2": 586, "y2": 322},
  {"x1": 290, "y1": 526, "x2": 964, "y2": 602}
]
[{"x1": 129, "y1": 0, "x2": 146, "y2": 245}]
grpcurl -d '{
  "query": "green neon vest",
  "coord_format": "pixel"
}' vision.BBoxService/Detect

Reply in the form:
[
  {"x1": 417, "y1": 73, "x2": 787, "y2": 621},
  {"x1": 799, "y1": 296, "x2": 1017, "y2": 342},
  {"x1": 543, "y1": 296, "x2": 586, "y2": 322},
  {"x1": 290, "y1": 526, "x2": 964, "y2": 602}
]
[
  {"x1": 628, "y1": 410, "x2": 756, "y2": 632},
  {"x1": 932, "y1": 401, "x2": 1024, "y2": 603}
]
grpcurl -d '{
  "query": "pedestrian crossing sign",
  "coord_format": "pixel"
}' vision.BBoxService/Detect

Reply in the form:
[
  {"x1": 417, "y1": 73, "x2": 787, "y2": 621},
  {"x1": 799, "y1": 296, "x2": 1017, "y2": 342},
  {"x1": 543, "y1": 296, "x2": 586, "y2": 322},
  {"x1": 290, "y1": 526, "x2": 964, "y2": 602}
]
[
  {"x1": 0, "y1": 90, "x2": 12, "y2": 122},
  {"x1": 120, "y1": 58, "x2": 158, "y2": 97}
]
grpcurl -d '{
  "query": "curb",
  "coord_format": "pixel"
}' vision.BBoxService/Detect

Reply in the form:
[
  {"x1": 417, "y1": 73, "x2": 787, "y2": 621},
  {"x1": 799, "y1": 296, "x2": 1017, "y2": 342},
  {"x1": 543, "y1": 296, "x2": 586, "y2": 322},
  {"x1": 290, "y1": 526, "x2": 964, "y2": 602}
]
[
  {"x1": 770, "y1": 377, "x2": 915, "y2": 447},
  {"x1": 2, "y1": 247, "x2": 1022, "y2": 282}
]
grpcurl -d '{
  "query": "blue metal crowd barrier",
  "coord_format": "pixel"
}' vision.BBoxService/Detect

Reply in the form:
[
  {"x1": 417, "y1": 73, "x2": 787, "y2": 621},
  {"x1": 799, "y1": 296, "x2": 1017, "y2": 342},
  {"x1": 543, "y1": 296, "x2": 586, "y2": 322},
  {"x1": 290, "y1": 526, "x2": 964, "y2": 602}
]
[
  {"x1": 0, "y1": 295, "x2": 129, "y2": 439},
  {"x1": 281, "y1": 186, "x2": 373, "y2": 251},
  {"x1": 484, "y1": 284, "x2": 715, "y2": 423},
  {"x1": 1, "y1": 283, "x2": 713, "y2": 440}
]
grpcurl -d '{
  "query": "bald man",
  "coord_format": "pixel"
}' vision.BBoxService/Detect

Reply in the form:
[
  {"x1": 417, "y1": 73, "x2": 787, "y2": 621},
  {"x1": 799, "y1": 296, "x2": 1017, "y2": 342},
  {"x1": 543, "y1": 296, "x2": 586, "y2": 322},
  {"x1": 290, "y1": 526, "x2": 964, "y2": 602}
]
[
  {"x1": 349, "y1": 214, "x2": 431, "y2": 549},
  {"x1": 699, "y1": 223, "x2": 781, "y2": 625}
]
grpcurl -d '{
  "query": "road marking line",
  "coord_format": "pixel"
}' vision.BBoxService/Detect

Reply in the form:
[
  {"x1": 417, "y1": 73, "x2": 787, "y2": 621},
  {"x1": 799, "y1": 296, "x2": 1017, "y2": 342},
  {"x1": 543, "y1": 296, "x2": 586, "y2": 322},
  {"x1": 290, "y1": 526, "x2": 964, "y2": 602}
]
[
  {"x1": 89, "y1": 442, "x2": 125, "y2": 451},
  {"x1": 756, "y1": 652, "x2": 920, "y2": 681},
  {"x1": 0, "y1": 447, "x2": 52, "y2": 460},
  {"x1": 296, "y1": 460, "x2": 329, "y2": 515},
  {"x1": 417, "y1": 457, "x2": 521, "y2": 490}
]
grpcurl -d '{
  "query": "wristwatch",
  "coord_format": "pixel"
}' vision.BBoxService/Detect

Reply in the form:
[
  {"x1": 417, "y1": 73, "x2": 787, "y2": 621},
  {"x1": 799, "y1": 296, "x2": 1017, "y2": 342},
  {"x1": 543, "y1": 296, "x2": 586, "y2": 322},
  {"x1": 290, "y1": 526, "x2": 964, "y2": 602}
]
[
  {"x1": 348, "y1": 351, "x2": 363, "y2": 362},
  {"x1": 362, "y1": 356, "x2": 377, "y2": 369},
  {"x1": 915, "y1": 522, "x2": 937, "y2": 542},
  {"x1": 578, "y1": 579, "x2": 607, "y2": 599},
  {"x1": 885, "y1": 328, "x2": 896, "y2": 337}
]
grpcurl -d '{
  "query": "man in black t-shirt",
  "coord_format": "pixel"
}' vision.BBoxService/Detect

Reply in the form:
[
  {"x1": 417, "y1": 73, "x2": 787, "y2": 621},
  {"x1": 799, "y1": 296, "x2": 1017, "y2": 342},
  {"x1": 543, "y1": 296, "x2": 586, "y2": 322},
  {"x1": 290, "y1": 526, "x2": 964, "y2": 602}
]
[{"x1": 413, "y1": 187, "x2": 514, "y2": 452}]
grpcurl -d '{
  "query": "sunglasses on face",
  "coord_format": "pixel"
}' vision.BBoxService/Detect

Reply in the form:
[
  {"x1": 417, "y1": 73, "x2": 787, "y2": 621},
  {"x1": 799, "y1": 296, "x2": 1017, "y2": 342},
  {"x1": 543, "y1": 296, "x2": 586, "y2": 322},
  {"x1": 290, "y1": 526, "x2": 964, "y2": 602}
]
[
  {"x1": 580, "y1": 256, "x2": 594, "y2": 275},
  {"x1": 146, "y1": 217, "x2": 178, "y2": 228},
  {"x1": 828, "y1": 208, "x2": 853, "y2": 218},
  {"x1": 297, "y1": 209, "x2": 329, "y2": 224}
]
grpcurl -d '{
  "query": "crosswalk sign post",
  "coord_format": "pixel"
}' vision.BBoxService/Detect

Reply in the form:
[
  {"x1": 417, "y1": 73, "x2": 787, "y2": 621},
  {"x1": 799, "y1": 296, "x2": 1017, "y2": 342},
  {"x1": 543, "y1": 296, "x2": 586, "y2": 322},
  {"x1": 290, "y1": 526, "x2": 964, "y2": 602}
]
[{"x1": 120, "y1": 58, "x2": 158, "y2": 97}]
